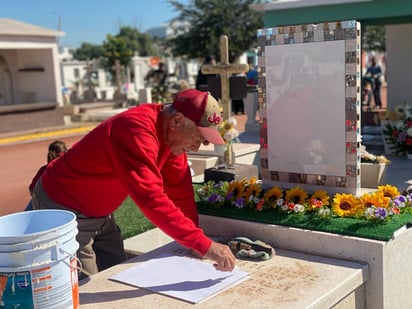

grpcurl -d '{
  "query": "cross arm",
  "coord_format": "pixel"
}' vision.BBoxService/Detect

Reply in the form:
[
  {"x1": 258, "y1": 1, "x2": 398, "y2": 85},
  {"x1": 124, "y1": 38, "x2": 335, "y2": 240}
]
[{"x1": 201, "y1": 64, "x2": 249, "y2": 75}]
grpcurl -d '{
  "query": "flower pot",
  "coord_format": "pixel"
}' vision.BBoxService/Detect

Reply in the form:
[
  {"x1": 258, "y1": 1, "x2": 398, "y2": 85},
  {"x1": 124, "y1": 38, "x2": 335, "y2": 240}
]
[{"x1": 361, "y1": 162, "x2": 388, "y2": 188}]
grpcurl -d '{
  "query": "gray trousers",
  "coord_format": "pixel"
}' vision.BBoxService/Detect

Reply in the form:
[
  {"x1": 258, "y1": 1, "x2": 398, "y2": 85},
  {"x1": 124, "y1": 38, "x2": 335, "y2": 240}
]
[{"x1": 32, "y1": 179, "x2": 127, "y2": 279}]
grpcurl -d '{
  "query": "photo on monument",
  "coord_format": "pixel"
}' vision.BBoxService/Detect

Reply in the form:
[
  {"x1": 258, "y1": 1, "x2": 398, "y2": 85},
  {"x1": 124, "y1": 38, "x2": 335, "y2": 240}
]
[
  {"x1": 265, "y1": 41, "x2": 346, "y2": 176},
  {"x1": 257, "y1": 21, "x2": 361, "y2": 194}
]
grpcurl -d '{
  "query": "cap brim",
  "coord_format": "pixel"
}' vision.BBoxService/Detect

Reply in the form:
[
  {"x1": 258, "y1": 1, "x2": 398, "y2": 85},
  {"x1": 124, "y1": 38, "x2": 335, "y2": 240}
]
[{"x1": 197, "y1": 126, "x2": 225, "y2": 145}]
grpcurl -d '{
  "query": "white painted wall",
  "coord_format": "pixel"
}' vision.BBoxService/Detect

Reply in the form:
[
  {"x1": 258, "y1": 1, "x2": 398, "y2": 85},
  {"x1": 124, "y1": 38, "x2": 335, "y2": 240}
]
[
  {"x1": 385, "y1": 23, "x2": 412, "y2": 109},
  {"x1": 16, "y1": 49, "x2": 57, "y2": 102}
]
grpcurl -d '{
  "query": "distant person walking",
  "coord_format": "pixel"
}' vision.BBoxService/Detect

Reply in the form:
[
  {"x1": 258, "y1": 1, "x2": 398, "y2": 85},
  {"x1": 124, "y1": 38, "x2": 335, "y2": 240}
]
[{"x1": 366, "y1": 56, "x2": 383, "y2": 109}]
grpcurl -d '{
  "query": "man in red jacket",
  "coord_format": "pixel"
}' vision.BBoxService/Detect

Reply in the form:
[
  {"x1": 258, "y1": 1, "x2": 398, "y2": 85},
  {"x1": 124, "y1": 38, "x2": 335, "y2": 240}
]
[{"x1": 32, "y1": 89, "x2": 236, "y2": 278}]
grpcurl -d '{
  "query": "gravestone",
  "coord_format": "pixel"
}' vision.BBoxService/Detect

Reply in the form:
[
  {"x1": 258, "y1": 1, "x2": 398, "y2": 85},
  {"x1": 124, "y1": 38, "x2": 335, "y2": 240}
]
[
  {"x1": 83, "y1": 60, "x2": 97, "y2": 102},
  {"x1": 112, "y1": 59, "x2": 126, "y2": 101}
]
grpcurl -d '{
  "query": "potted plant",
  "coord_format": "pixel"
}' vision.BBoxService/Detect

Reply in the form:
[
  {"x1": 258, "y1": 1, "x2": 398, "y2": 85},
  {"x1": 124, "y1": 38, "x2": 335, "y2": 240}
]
[{"x1": 360, "y1": 145, "x2": 391, "y2": 188}]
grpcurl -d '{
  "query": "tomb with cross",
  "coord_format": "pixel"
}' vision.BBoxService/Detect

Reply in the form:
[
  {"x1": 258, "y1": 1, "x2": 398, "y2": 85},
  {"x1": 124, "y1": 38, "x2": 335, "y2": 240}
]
[
  {"x1": 112, "y1": 59, "x2": 126, "y2": 101},
  {"x1": 83, "y1": 59, "x2": 97, "y2": 101},
  {"x1": 201, "y1": 35, "x2": 249, "y2": 119},
  {"x1": 202, "y1": 35, "x2": 258, "y2": 182}
]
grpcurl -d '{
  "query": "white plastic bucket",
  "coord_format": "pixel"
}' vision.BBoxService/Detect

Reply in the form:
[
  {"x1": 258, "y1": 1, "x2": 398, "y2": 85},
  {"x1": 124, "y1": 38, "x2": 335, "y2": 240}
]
[{"x1": 0, "y1": 210, "x2": 79, "y2": 309}]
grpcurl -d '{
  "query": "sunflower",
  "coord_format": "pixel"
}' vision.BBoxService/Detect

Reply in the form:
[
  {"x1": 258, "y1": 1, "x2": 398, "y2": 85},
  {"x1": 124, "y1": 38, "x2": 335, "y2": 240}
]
[
  {"x1": 332, "y1": 193, "x2": 363, "y2": 217},
  {"x1": 360, "y1": 191, "x2": 391, "y2": 209},
  {"x1": 285, "y1": 186, "x2": 308, "y2": 205},
  {"x1": 248, "y1": 176, "x2": 258, "y2": 184},
  {"x1": 263, "y1": 186, "x2": 284, "y2": 208},
  {"x1": 377, "y1": 185, "x2": 400, "y2": 199},
  {"x1": 309, "y1": 190, "x2": 330, "y2": 209},
  {"x1": 244, "y1": 183, "x2": 263, "y2": 201},
  {"x1": 227, "y1": 179, "x2": 247, "y2": 199}
]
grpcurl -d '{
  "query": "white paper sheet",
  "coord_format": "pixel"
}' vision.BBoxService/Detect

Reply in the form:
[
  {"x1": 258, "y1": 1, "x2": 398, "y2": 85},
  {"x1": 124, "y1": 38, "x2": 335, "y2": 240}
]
[{"x1": 110, "y1": 252, "x2": 249, "y2": 303}]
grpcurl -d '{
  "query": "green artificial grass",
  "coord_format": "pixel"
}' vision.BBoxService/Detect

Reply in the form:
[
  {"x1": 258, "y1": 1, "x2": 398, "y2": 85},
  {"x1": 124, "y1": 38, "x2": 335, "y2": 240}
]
[
  {"x1": 196, "y1": 201, "x2": 412, "y2": 241},
  {"x1": 115, "y1": 188, "x2": 412, "y2": 242},
  {"x1": 114, "y1": 196, "x2": 154, "y2": 240}
]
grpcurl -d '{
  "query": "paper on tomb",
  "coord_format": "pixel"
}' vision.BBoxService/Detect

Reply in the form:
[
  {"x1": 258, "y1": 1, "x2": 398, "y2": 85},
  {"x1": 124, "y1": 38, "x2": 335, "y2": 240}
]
[{"x1": 110, "y1": 252, "x2": 249, "y2": 303}]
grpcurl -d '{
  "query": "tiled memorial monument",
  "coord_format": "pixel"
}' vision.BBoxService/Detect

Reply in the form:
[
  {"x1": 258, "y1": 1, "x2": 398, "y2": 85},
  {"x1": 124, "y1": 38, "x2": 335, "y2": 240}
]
[{"x1": 257, "y1": 21, "x2": 361, "y2": 195}]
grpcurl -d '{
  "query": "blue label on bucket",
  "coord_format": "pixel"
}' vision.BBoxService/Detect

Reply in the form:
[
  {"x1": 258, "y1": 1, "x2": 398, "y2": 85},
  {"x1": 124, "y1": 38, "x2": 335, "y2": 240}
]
[
  {"x1": 0, "y1": 258, "x2": 79, "y2": 309},
  {"x1": 0, "y1": 210, "x2": 79, "y2": 309},
  {"x1": 0, "y1": 271, "x2": 34, "y2": 308}
]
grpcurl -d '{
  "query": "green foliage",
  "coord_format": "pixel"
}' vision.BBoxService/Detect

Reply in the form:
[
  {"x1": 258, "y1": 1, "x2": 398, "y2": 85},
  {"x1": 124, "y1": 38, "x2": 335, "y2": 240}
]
[
  {"x1": 362, "y1": 25, "x2": 386, "y2": 52},
  {"x1": 73, "y1": 26, "x2": 159, "y2": 77},
  {"x1": 114, "y1": 196, "x2": 154, "y2": 240},
  {"x1": 167, "y1": 0, "x2": 263, "y2": 62},
  {"x1": 103, "y1": 35, "x2": 133, "y2": 68},
  {"x1": 72, "y1": 43, "x2": 105, "y2": 61},
  {"x1": 116, "y1": 26, "x2": 157, "y2": 57}
]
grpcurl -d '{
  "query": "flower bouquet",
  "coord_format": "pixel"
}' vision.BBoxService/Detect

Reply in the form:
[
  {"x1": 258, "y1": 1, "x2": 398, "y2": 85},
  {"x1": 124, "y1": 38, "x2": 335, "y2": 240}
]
[
  {"x1": 382, "y1": 118, "x2": 412, "y2": 155},
  {"x1": 218, "y1": 117, "x2": 240, "y2": 167},
  {"x1": 196, "y1": 177, "x2": 412, "y2": 224},
  {"x1": 379, "y1": 103, "x2": 412, "y2": 155}
]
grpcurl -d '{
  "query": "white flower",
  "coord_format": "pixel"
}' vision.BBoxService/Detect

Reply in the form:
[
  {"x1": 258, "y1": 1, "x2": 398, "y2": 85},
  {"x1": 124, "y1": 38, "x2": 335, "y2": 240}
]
[
  {"x1": 407, "y1": 127, "x2": 412, "y2": 137},
  {"x1": 294, "y1": 204, "x2": 305, "y2": 213}
]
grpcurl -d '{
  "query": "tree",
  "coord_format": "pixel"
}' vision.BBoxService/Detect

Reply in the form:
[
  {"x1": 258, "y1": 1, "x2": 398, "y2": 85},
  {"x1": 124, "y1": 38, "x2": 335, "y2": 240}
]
[
  {"x1": 116, "y1": 26, "x2": 158, "y2": 57},
  {"x1": 167, "y1": 0, "x2": 263, "y2": 62},
  {"x1": 362, "y1": 25, "x2": 386, "y2": 52},
  {"x1": 72, "y1": 43, "x2": 104, "y2": 61}
]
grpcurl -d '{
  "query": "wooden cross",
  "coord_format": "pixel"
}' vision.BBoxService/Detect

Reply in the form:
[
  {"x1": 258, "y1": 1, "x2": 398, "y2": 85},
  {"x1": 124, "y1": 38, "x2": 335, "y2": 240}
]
[
  {"x1": 201, "y1": 35, "x2": 249, "y2": 119},
  {"x1": 84, "y1": 59, "x2": 94, "y2": 90}
]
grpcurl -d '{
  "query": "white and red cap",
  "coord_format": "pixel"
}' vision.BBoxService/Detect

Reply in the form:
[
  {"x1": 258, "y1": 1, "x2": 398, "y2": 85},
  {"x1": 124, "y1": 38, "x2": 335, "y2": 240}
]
[{"x1": 172, "y1": 89, "x2": 225, "y2": 145}]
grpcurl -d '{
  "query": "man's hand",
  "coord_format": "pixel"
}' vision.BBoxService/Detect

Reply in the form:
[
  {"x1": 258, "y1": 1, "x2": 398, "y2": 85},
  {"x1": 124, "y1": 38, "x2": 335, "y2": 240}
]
[{"x1": 202, "y1": 241, "x2": 236, "y2": 272}]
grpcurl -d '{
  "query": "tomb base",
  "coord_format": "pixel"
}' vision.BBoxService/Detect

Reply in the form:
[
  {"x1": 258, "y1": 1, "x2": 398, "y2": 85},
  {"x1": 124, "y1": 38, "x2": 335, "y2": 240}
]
[
  {"x1": 204, "y1": 163, "x2": 258, "y2": 182},
  {"x1": 199, "y1": 215, "x2": 412, "y2": 309}
]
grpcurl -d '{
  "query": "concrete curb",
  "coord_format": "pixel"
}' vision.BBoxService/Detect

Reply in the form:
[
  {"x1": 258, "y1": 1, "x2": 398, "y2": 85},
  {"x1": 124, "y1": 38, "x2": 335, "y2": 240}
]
[{"x1": 0, "y1": 124, "x2": 97, "y2": 146}]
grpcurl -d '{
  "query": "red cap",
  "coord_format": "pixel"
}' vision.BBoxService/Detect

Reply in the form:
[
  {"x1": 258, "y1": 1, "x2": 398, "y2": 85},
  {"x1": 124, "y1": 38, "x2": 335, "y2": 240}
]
[{"x1": 172, "y1": 89, "x2": 225, "y2": 145}]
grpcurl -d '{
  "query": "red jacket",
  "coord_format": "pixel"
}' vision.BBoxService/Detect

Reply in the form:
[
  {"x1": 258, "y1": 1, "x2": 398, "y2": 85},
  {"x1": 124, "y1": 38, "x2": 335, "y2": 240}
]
[{"x1": 41, "y1": 104, "x2": 212, "y2": 255}]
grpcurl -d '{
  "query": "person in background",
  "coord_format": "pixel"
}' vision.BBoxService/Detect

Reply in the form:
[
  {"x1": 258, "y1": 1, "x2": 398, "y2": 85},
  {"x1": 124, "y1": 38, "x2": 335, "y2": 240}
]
[
  {"x1": 145, "y1": 62, "x2": 168, "y2": 88},
  {"x1": 145, "y1": 62, "x2": 169, "y2": 102},
  {"x1": 196, "y1": 55, "x2": 217, "y2": 91},
  {"x1": 366, "y1": 56, "x2": 383, "y2": 109},
  {"x1": 32, "y1": 89, "x2": 236, "y2": 279},
  {"x1": 25, "y1": 140, "x2": 67, "y2": 211},
  {"x1": 246, "y1": 63, "x2": 258, "y2": 86}
]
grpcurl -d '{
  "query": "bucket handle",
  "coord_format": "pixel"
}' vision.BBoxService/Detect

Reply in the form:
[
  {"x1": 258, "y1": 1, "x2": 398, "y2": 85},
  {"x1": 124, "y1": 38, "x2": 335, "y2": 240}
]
[{"x1": 60, "y1": 248, "x2": 83, "y2": 275}]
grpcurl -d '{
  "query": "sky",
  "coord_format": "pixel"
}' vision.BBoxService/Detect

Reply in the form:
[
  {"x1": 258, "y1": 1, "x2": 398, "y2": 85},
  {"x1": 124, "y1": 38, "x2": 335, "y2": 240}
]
[{"x1": 2, "y1": 0, "x2": 190, "y2": 48}]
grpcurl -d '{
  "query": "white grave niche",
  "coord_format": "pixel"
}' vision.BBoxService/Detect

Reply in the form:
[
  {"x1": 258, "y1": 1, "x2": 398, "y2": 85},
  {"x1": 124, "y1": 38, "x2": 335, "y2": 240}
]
[{"x1": 257, "y1": 21, "x2": 361, "y2": 195}]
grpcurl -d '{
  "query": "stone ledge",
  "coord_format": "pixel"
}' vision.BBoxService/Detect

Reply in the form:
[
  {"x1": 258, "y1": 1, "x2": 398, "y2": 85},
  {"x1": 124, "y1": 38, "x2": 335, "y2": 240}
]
[{"x1": 87, "y1": 227, "x2": 367, "y2": 308}]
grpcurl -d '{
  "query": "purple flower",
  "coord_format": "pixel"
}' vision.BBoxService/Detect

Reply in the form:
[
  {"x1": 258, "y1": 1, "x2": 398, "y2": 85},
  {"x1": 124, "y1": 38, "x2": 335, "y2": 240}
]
[
  {"x1": 374, "y1": 207, "x2": 387, "y2": 219},
  {"x1": 235, "y1": 198, "x2": 245, "y2": 209},
  {"x1": 394, "y1": 195, "x2": 407, "y2": 207},
  {"x1": 208, "y1": 194, "x2": 220, "y2": 204}
]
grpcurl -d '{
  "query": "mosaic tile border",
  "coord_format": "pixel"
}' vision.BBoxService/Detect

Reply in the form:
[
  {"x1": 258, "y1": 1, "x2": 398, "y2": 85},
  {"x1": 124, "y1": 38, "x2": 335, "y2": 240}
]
[{"x1": 257, "y1": 20, "x2": 361, "y2": 194}]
